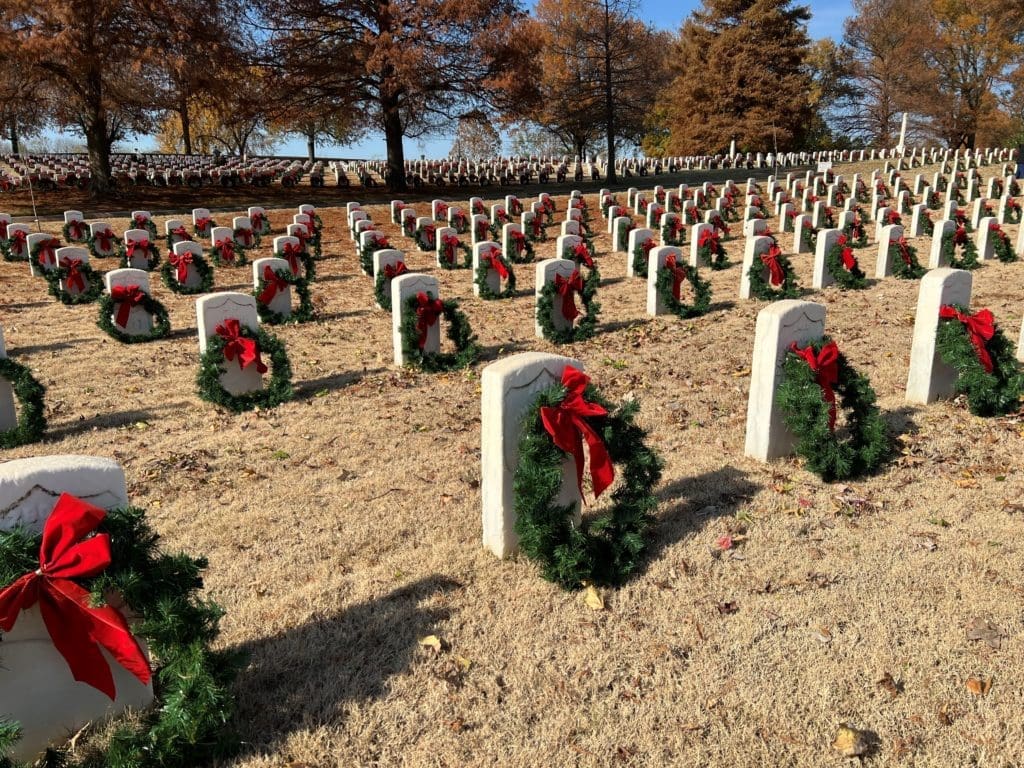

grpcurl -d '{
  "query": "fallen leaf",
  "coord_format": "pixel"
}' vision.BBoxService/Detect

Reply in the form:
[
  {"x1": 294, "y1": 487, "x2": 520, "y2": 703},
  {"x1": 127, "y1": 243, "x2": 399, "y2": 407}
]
[
  {"x1": 812, "y1": 627, "x2": 832, "y2": 645},
  {"x1": 418, "y1": 635, "x2": 444, "y2": 653},
  {"x1": 716, "y1": 534, "x2": 733, "y2": 551},
  {"x1": 965, "y1": 676, "x2": 992, "y2": 696},
  {"x1": 583, "y1": 584, "x2": 605, "y2": 611},
  {"x1": 936, "y1": 704, "x2": 954, "y2": 726},
  {"x1": 877, "y1": 672, "x2": 900, "y2": 698},
  {"x1": 832, "y1": 723, "x2": 870, "y2": 757},
  {"x1": 716, "y1": 601, "x2": 738, "y2": 615},
  {"x1": 965, "y1": 617, "x2": 1004, "y2": 650},
  {"x1": 456, "y1": 656, "x2": 472, "y2": 671}
]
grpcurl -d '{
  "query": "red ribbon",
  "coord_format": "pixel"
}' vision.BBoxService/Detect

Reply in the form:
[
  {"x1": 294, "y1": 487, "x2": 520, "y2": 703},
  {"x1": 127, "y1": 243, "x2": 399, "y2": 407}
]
[
  {"x1": 111, "y1": 284, "x2": 146, "y2": 327},
  {"x1": 554, "y1": 270, "x2": 583, "y2": 322},
  {"x1": 171, "y1": 226, "x2": 191, "y2": 242},
  {"x1": 126, "y1": 239, "x2": 150, "y2": 263},
  {"x1": 664, "y1": 253, "x2": 689, "y2": 300},
  {"x1": 790, "y1": 341, "x2": 840, "y2": 431},
  {"x1": 760, "y1": 245, "x2": 785, "y2": 288},
  {"x1": 195, "y1": 217, "x2": 211, "y2": 233},
  {"x1": 954, "y1": 226, "x2": 968, "y2": 245},
  {"x1": 441, "y1": 234, "x2": 459, "y2": 264},
  {"x1": 531, "y1": 217, "x2": 542, "y2": 238},
  {"x1": 60, "y1": 257, "x2": 86, "y2": 292},
  {"x1": 215, "y1": 318, "x2": 268, "y2": 373},
  {"x1": 236, "y1": 228, "x2": 253, "y2": 246},
  {"x1": 10, "y1": 229, "x2": 26, "y2": 255},
  {"x1": 420, "y1": 224, "x2": 435, "y2": 247},
  {"x1": 68, "y1": 220, "x2": 86, "y2": 239},
  {"x1": 896, "y1": 236, "x2": 912, "y2": 266},
  {"x1": 888, "y1": 210, "x2": 901, "y2": 225},
  {"x1": 133, "y1": 215, "x2": 149, "y2": 228},
  {"x1": 257, "y1": 265, "x2": 288, "y2": 305},
  {"x1": 37, "y1": 238, "x2": 59, "y2": 268},
  {"x1": 698, "y1": 229, "x2": 719, "y2": 251},
  {"x1": 282, "y1": 242, "x2": 304, "y2": 275},
  {"x1": 510, "y1": 230, "x2": 526, "y2": 255},
  {"x1": 436, "y1": 203, "x2": 448, "y2": 218},
  {"x1": 573, "y1": 243, "x2": 594, "y2": 268},
  {"x1": 383, "y1": 261, "x2": 408, "y2": 280},
  {"x1": 95, "y1": 229, "x2": 114, "y2": 252},
  {"x1": 415, "y1": 292, "x2": 444, "y2": 349},
  {"x1": 939, "y1": 305, "x2": 995, "y2": 373},
  {"x1": 840, "y1": 246, "x2": 858, "y2": 271},
  {"x1": 250, "y1": 212, "x2": 264, "y2": 232},
  {"x1": 168, "y1": 251, "x2": 193, "y2": 283},
  {"x1": 0, "y1": 494, "x2": 152, "y2": 700},
  {"x1": 482, "y1": 247, "x2": 509, "y2": 279},
  {"x1": 539, "y1": 366, "x2": 614, "y2": 500},
  {"x1": 476, "y1": 220, "x2": 489, "y2": 241},
  {"x1": 214, "y1": 238, "x2": 235, "y2": 263}
]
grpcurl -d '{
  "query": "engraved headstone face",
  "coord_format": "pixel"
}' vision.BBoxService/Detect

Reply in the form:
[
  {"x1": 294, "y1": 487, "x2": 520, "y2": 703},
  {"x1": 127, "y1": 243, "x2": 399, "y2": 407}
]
[
  {"x1": 812, "y1": 228, "x2": 844, "y2": 289},
  {"x1": 104, "y1": 269, "x2": 153, "y2": 336},
  {"x1": 928, "y1": 219, "x2": 957, "y2": 269},
  {"x1": 744, "y1": 301, "x2": 828, "y2": 461},
  {"x1": 171, "y1": 241, "x2": 204, "y2": 289},
  {"x1": 252, "y1": 257, "x2": 292, "y2": 318},
  {"x1": 0, "y1": 455, "x2": 154, "y2": 763},
  {"x1": 906, "y1": 268, "x2": 973, "y2": 404},
  {"x1": 123, "y1": 229, "x2": 153, "y2": 270},
  {"x1": 740, "y1": 236, "x2": 774, "y2": 299},
  {"x1": 534, "y1": 258, "x2": 578, "y2": 338},
  {"x1": 473, "y1": 241, "x2": 503, "y2": 296},
  {"x1": 480, "y1": 353, "x2": 582, "y2": 558},
  {"x1": 391, "y1": 273, "x2": 440, "y2": 366},
  {"x1": 63, "y1": 210, "x2": 84, "y2": 224},
  {"x1": 875, "y1": 224, "x2": 903, "y2": 278},
  {"x1": 195, "y1": 293, "x2": 263, "y2": 395},
  {"x1": 646, "y1": 245, "x2": 683, "y2": 315}
]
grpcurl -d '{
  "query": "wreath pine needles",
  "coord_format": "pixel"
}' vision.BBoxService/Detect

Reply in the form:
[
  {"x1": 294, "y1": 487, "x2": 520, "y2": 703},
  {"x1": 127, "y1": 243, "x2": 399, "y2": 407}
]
[
  {"x1": 655, "y1": 256, "x2": 711, "y2": 318},
  {"x1": 160, "y1": 254, "x2": 214, "y2": 295},
  {"x1": 631, "y1": 240, "x2": 656, "y2": 279},
  {"x1": 0, "y1": 357, "x2": 46, "y2": 447},
  {"x1": 196, "y1": 325, "x2": 293, "y2": 412},
  {"x1": 275, "y1": 246, "x2": 316, "y2": 282},
  {"x1": 504, "y1": 233, "x2": 535, "y2": 264},
  {"x1": 696, "y1": 232, "x2": 730, "y2": 270},
  {"x1": 843, "y1": 218, "x2": 868, "y2": 248},
  {"x1": 1, "y1": 233, "x2": 28, "y2": 262},
  {"x1": 28, "y1": 238, "x2": 62, "y2": 274},
  {"x1": 373, "y1": 263, "x2": 408, "y2": 310},
  {"x1": 62, "y1": 221, "x2": 89, "y2": 243},
  {"x1": 536, "y1": 269, "x2": 601, "y2": 344},
  {"x1": 748, "y1": 247, "x2": 800, "y2": 300},
  {"x1": 776, "y1": 339, "x2": 890, "y2": 481},
  {"x1": 935, "y1": 305, "x2": 1024, "y2": 416},
  {"x1": 0, "y1": 505, "x2": 243, "y2": 767},
  {"x1": 120, "y1": 241, "x2": 160, "y2": 271},
  {"x1": 512, "y1": 377, "x2": 663, "y2": 589},
  {"x1": 437, "y1": 237, "x2": 473, "y2": 269},
  {"x1": 889, "y1": 238, "x2": 926, "y2": 279},
  {"x1": 660, "y1": 220, "x2": 684, "y2": 247},
  {"x1": 97, "y1": 292, "x2": 172, "y2": 343},
  {"x1": 825, "y1": 237, "x2": 868, "y2": 289},
  {"x1": 399, "y1": 293, "x2": 479, "y2": 372},
  {"x1": 45, "y1": 263, "x2": 104, "y2": 305},
  {"x1": 209, "y1": 239, "x2": 248, "y2": 268},
  {"x1": 474, "y1": 250, "x2": 517, "y2": 300},
  {"x1": 941, "y1": 228, "x2": 980, "y2": 270},
  {"x1": 988, "y1": 225, "x2": 1017, "y2": 263},
  {"x1": 359, "y1": 237, "x2": 391, "y2": 275},
  {"x1": 254, "y1": 268, "x2": 315, "y2": 324},
  {"x1": 88, "y1": 230, "x2": 124, "y2": 260}
]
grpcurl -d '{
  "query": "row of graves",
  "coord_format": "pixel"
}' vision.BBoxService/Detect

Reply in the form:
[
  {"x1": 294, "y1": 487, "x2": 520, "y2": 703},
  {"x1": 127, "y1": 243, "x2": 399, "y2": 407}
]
[{"x1": 1, "y1": 150, "x2": 1023, "y2": 763}]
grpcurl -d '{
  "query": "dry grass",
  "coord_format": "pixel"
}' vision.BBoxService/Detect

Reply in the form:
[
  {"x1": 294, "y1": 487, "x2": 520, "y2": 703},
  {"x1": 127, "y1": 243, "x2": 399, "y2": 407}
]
[{"x1": 2, "y1": 161, "x2": 1023, "y2": 767}]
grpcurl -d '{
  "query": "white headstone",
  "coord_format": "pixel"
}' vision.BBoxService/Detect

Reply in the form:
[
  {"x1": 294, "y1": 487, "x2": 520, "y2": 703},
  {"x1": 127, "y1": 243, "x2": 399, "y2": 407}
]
[
  {"x1": 906, "y1": 268, "x2": 973, "y2": 404},
  {"x1": 252, "y1": 257, "x2": 292, "y2": 319},
  {"x1": 928, "y1": 219, "x2": 957, "y2": 269},
  {"x1": 812, "y1": 228, "x2": 844, "y2": 289},
  {"x1": 391, "y1": 274, "x2": 440, "y2": 366},
  {"x1": 535, "y1": 259, "x2": 578, "y2": 338},
  {"x1": 740, "y1": 236, "x2": 775, "y2": 299},
  {"x1": 473, "y1": 241, "x2": 504, "y2": 296},
  {"x1": 626, "y1": 228, "x2": 656, "y2": 277},
  {"x1": 195, "y1": 293, "x2": 263, "y2": 395},
  {"x1": 646, "y1": 246, "x2": 684, "y2": 315},
  {"x1": 104, "y1": 268, "x2": 153, "y2": 335}
]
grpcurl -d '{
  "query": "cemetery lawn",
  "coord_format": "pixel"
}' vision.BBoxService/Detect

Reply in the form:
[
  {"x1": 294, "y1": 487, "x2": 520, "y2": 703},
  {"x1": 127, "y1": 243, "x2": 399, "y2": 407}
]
[{"x1": 2, "y1": 163, "x2": 1022, "y2": 766}]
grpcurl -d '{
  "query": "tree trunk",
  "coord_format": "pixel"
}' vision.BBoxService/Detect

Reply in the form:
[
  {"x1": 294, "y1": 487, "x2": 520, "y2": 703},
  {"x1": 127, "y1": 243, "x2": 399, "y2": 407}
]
[
  {"x1": 602, "y1": 0, "x2": 617, "y2": 185},
  {"x1": 306, "y1": 130, "x2": 316, "y2": 162},
  {"x1": 8, "y1": 121, "x2": 18, "y2": 155},
  {"x1": 382, "y1": 97, "x2": 406, "y2": 192},
  {"x1": 574, "y1": 138, "x2": 586, "y2": 162},
  {"x1": 85, "y1": 114, "x2": 113, "y2": 196},
  {"x1": 179, "y1": 92, "x2": 192, "y2": 155}
]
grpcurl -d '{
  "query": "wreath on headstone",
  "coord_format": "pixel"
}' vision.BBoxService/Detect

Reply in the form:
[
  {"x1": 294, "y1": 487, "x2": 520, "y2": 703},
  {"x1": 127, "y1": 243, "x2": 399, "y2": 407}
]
[
  {"x1": 1006, "y1": 199, "x2": 1022, "y2": 225},
  {"x1": 196, "y1": 320, "x2": 294, "y2": 412},
  {"x1": 120, "y1": 239, "x2": 160, "y2": 271},
  {"x1": 358, "y1": 234, "x2": 391, "y2": 274},
  {"x1": 450, "y1": 211, "x2": 469, "y2": 234},
  {"x1": 399, "y1": 292, "x2": 479, "y2": 372},
  {"x1": 373, "y1": 261, "x2": 408, "y2": 310},
  {"x1": 843, "y1": 216, "x2": 868, "y2": 248},
  {"x1": 825, "y1": 235, "x2": 867, "y2": 289},
  {"x1": 254, "y1": 266, "x2": 314, "y2": 324},
  {"x1": 537, "y1": 268, "x2": 601, "y2": 344},
  {"x1": 209, "y1": 237, "x2": 247, "y2": 268},
  {"x1": 661, "y1": 217, "x2": 685, "y2": 247},
  {"x1": 29, "y1": 237, "x2": 62, "y2": 274},
  {"x1": 474, "y1": 247, "x2": 517, "y2": 300},
  {"x1": 564, "y1": 243, "x2": 601, "y2": 281},
  {"x1": 655, "y1": 253, "x2": 711, "y2": 318},
  {"x1": 131, "y1": 216, "x2": 158, "y2": 240},
  {"x1": 0, "y1": 230, "x2": 27, "y2": 262},
  {"x1": 776, "y1": 338, "x2": 890, "y2": 481},
  {"x1": 231, "y1": 227, "x2": 256, "y2": 250},
  {"x1": 512, "y1": 365, "x2": 663, "y2": 590},
  {"x1": 96, "y1": 286, "x2": 172, "y2": 343},
  {"x1": 696, "y1": 229, "x2": 729, "y2": 270},
  {"x1": 748, "y1": 243, "x2": 800, "y2": 301},
  {"x1": 935, "y1": 305, "x2": 1024, "y2": 416},
  {"x1": 0, "y1": 494, "x2": 241, "y2": 766},
  {"x1": 249, "y1": 211, "x2": 270, "y2": 242},
  {"x1": 160, "y1": 251, "x2": 214, "y2": 295},
  {"x1": 275, "y1": 243, "x2": 316, "y2": 282},
  {"x1": 631, "y1": 237, "x2": 657, "y2": 279},
  {"x1": 889, "y1": 236, "x2": 926, "y2": 279},
  {"x1": 435, "y1": 234, "x2": 471, "y2": 269},
  {"x1": 193, "y1": 215, "x2": 217, "y2": 239},
  {"x1": 504, "y1": 230, "x2": 534, "y2": 263},
  {"x1": 526, "y1": 215, "x2": 547, "y2": 243},
  {"x1": 940, "y1": 226, "x2": 979, "y2": 270},
  {"x1": 616, "y1": 221, "x2": 634, "y2": 252},
  {"x1": 87, "y1": 228, "x2": 123, "y2": 260},
  {"x1": 44, "y1": 259, "x2": 104, "y2": 305},
  {"x1": 414, "y1": 223, "x2": 436, "y2": 252},
  {"x1": 62, "y1": 220, "x2": 89, "y2": 243},
  {"x1": 988, "y1": 223, "x2": 1017, "y2": 263},
  {"x1": 164, "y1": 227, "x2": 194, "y2": 252},
  {"x1": 0, "y1": 356, "x2": 46, "y2": 448},
  {"x1": 801, "y1": 221, "x2": 818, "y2": 252}
]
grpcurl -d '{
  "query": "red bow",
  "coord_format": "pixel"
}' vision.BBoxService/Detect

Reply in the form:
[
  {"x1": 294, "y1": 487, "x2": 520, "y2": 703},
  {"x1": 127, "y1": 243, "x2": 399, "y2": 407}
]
[
  {"x1": 236, "y1": 228, "x2": 253, "y2": 246},
  {"x1": 214, "y1": 238, "x2": 235, "y2": 263},
  {"x1": 95, "y1": 229, "x2": 114, "y2": 252},
  {"x1": 436, "y1": 203, "x2": 448, "y2": 217},
  {"x1": 939, "y1": 305, "x2": 995, "y2": 373},
  {"x1": 670, "y1": 219, "x2": 685, "y2": 235},
  {"x1": 195, "y1": 217, "x2": 211, "y2": 233},
  {"x1": 171, "y1": 226, "x2": 192, "y2": 242},
  {"x1": 126, "y1": 239, "x2": 150, "y2": 262},
  {"x1": 10, "y1": 229, "x2": 26, "y2": 255},
  {"x1": 257, "y1": 265, "x2": 289, "y2": 305},
  {"x1": 60, "y1": 257, "x2": 86, "y2": 292},
  {"x1": 473, "y1": 202, "x2": 484, "y2": 215},
  {"x1": 896, "y1": 237, "x2": 912, "y2": 266},
  {"x1": 250, "y1": 212, "x2": 264, "y2": 231},
  {"x1": 420, "y1": 224, "x2": 436, "y2": 247},
  {"x1": 37, "y1": 238, "x2": 59, "y2": 268},
  {"x1": 664, "y1": 253, "x2": 689, "y2": 300},
  {"x1": 954, "y1": 226, "x2": 968, "y2": 245},
  {"x1": 373, "y1": 234, "x2": 390, "y2": 249},
  {"x1": 168, "y1": 251, "x2": 193, "y2": 283},
  {"x1": 476, "y1": 220, "x2": 489, "y2": 240},
  {"x1": 111, "y1": 284, "x2": 146, "y2": 327},
  {"x1": 215, "y1": 318, "x2": 268, "y2": 373},
  {"x1": 554, "y1": 270, "x2": 583, "y2": 322},
  {"x1": 698, "y1": 229, "x2": 719, "y2": 249},
  {"x1": 888, "y1": 211, "x2": 901, "y2": 225},
  {"x1": 790, "y1": 341, "x2": 840, "y2": 431},
  {"x1": 760, "y1": 245, "x2": 785, "y2": 288},
  {"x1": 573, "y1": 243, "x2": 594, "y2": 268},
  {"x1": 441, "y1": 234, "x2": 459, "y2": 264},
  {"x1": 282, "y1": 242, "x2": 304, "y2": 275},
  {"x1": 68, "y1": 220, "x2": 86, "y2": 239},
  {"x1": 415, "y1": 292, "x2": 444, "y2": 349},
  {"x1": 0, "y1": 494, "x2": 152, "y2": 700},
  {"x1": 539, "y1": 366, "x2": 614, "y2": 500},
  {"x1": 383, "y1": 261, "x2": 408, "y2": 280},
  {"x1": 840, "y1": 246, "x2": 858, "y2": 271},
  {"x1": 483, "y1": 248, "x2": 509, "y2": 279},
  {"x1": 510, "y1": 230, "x2": 526, "y2": 254},
  {"x1": 532, "y1": 217, "x2": 543, "y2": 238},
  {"x1": 133, "y1": 215, "x2": 149, "y2": 228}
]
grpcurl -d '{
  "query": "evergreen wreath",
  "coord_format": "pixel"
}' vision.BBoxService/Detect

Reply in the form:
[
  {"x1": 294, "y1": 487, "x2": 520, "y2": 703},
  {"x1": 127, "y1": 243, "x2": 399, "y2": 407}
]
[
  {"x1": 0, "y1": 357, "x2": 46, "y2": 448},
  {"x1": 1, "y1": 231, "x2": 28, "y2": 262},
  {"x1": 159, "y1": 252, "x2": 214, "y2": 295},
  {"x1": 373, "y1": 261, "x2": 408, "y2": 310},
  {"x1": 660, "y1": 218, "x2": 685, "y2": 247},
  {"x1": 776, "y1": 338, "x2": 890, "y2": 481},
  {"x1": 399, "y1": 292, "x2": 479, "y2": 372},
  {"x1": 130, "y1": 216, "x2": 158, "y2": 240},
  {"x1": 0, "y1": 498, "x2": 242, "y2": 768},
  {"x1": 473, "y1": 218, "x2": 490, "y2": 245},
  {"x1": 248, "y1": 211, "x2": 271, "y2": 241},
  {"x1": 748, "y1": 245, "x2": 799, "y2": 301},
  {"x1": 44, "y1": 261, "x2": 104, "y2": 305},
  {"x1": 97, "y1": 289, "x2": 172, "y2": 343},
  {"x1": 164, "y1": 228, "x2": 194, "y2": 252},
  {"x1": 696, "y1": 230, "x2": 729, "y2": 270},
  {"x1": 87, "y1": 228, "x2": 123, "y2": 260},
  {"x1": 926, "y1": 190, "x2": 941, "y2": 210},
  {"x1": 616, "y1": 221, "x2": 634, "y2": 252},
  {"x1": 196, "y1": 322, "x2": 293, "y2": 412},
  {"x1": 449, "y1": 211, "x2": 469, "y2": 234},
  {"x1": 986, "y1": 224, "x2": 1017, "y2": 263},
  {"x1": 1005, "y1": 199, "x2": 1022, "y2": 224},
  {"x1": 801, "y1": 222, "x2": 818, "y2": 252},
  {"x1": 536, "y1": 269, "x2": 601, "y2": 344},
  {"x1": 62, "y1": 220, "x2": 89, "y2": 243},
  {"x1": 120, "y1": 239, "x2": 160, "y2": 271},
  {"x1": 437, "y1": 235, "x2": 472, "y2": 269},
  {"x1": 563, "y1": 244, "x2": 601, "y2": 281},
  {"x1": 401, "y1": 217, "x2": 416, "y2": 238},
  {"x1": 474, "y1": 248, "x2": 517, "y2": 300},
  {"x1": 231, "y1": 227, "x2": 256, "y2": 250},
  {"x1": 921, "y1": 211, "x2": 934, "y2": 236},
  {"x1": 414, "y1": 223, "x2": 436, "y2": 252},
  {"x1": 935, "y1": 304, "x2": 1024, "y2": 416},
  {"x1": 631, "y1": 238, "x2": 657, "y2": 279},
  {"x1": 1009, "y1": 179, "x2": 1021, "y2": 197},
  {"x1": 254, "y1": 267, "x2": 315, "y2": 324},
  {"x1": 209, "y1": 238, "x2": 248, "y2": 268},
  {"x1": 526, "y1": 216, "x2": 547, "y2": 243},
  {"x1": 941, "y1": 227, "x2": 979, "y2": 270},
  {"x1": 655, "y1": 254, "x2": 711, "y2": 318},
  {"x1": 843, "y1": 217, "x2": 867, "y2": 248},
  {"x1": 504, "y1": 231, "x2": 534, "y2": 263},
  {"x1": 192, "y1": 216, "x2": 217, "y2": 238},
  {"x1": 512, "y1": 366, "x2": 663, "y2": 589},
  {"x1": 889, "y1": 236, "x2": 926, "y2": 279},
  {"x1": 358, "y1": 235, "x2": 392, "y2": 275},
  {"x1": 952, "y1": 209, "x2": 972, "y2": 232},
  {"x1": 29, "y1": 237, "x2": 62, "y2": 274},
  {"x1": 275, "y1": 244, "x2": 316, "y2": 282},
  {"x1": 825, "y1": 235, "x2": 867, "y2": 289}
]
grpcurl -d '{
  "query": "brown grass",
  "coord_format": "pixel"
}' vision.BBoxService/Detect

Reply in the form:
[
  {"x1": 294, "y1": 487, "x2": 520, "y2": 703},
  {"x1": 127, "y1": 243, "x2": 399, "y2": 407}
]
[{"x1": 2, "y1": 161, "x2": 1023, "y2": 767}]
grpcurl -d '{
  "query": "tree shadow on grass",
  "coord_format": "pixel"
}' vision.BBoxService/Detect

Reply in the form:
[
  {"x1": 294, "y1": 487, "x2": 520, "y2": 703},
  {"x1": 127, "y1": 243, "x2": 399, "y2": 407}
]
[
  {"x1": 477, "y1": 340, "x2": 530, "y2": 362},
  {"x1": 231, "y1": 575, "x2": 461, "y2": 757},
  {"x1": 294, "y1": 367, "x2": 386, "y2": 399},
  {"x1": 10, "y1": 338, "x2": 91, "y2": 354},
  {"x1": 45, "y1": 404, "x2": 190, "y2": 440}
]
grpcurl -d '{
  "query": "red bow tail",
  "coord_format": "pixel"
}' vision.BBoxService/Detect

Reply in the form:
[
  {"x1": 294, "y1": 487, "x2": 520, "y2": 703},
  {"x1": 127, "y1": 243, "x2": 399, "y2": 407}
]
[
  {"x1": 790, "y1": 341, "x2": 840, "y2": 431},
  {"x1": 939, "y1": 306, "x2": 995, "y2": 373},
  {"x1": 257, "y1": 265, "x2": 288, "y2": 305},
  {"x1": 414, "y1": 292, "x2": 444, "y2": 349},
  {"x1": 110, "y1": 284, "x2": 146, "y2": 327},
  {"x1": 554, "y1": 272, "x2": 583, "y2": 322},
  {"x1": 760, "y1": 246, "x2": 785, "y2": 288},
  {"x1": 216, "y1": 318, "x2": 268, "y2": 373}
]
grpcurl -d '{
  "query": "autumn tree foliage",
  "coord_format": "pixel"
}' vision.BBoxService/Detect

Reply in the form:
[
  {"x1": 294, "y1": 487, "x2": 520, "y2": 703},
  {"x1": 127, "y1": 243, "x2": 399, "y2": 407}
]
[{"x1": 658, "y1": 0, "x2": 813, "y2": 156}]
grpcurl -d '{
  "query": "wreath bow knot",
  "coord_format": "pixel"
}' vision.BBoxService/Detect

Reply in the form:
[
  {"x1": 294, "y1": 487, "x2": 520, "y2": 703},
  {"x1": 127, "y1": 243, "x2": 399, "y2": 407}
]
[
  {"x1": 110, "y1": 284, "x2": 147, "y2": 327},
  {"x1": 282, "y1": 242, "x2": 303, "y2": 274},
  {"x1": 96, "y1": 229, "x2": 115, "y2": 252},
  {"x1": 216, "y1": 318, "x2": 268, "y2": 373},
  {"x1": 573, "y1": 243, "x2": 594, "y2": 268},
  {"x1": 760, "y1": 245, "x2": 785, "y2": 288},
  {"x1": 215, "y1": 238, "x2": 236, "y2": 263},
  {"x1": 168, "y1": 251, "x2": 193, "y2": 283},
  {"x1": 61, "y1": 258, "x2": 86, "y2": 292},
  {"x1": 37, "y1": 239, "x2": 59, "y2": 268},
  {"x1": 790, "y1": 341, "x2": 840, "y2": 431},
  {"x1": 383, "y1": 261, "x2": 408, "y2": 280},
  {"x1": 664, "y1": 254, "x2": 689, "y2": 300},
  {"x1": 415, "y1": 292, "x2": 444, "y2": 349},
  {"x1": 126, "y1": 239, "x2": 150, "y2": 261},
  {"x1": 939, "y1": 306, "x2": 994, "y2": 373},
  {"x1": 483, "y1": 248, "x2": 509, "y2": 279},
  {"x1": 554, "y1": 271, "x2": 583, "y2": 322},
  {"x1": 258, "y1": 265, "x2": 289, "y2": 305}
]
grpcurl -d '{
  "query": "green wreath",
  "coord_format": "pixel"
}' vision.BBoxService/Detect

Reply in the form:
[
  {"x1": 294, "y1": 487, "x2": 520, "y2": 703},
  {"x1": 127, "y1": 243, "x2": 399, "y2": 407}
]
[
  {"x1": 616, "y1": 224, "x2": 634, "y2": 252},
  {"x1": 401, "y1": 217, "x2": 417, "y2": 238},
  {"x1": 631, "y1": 240, "x2": 656, "y2": 279},
  {"x1": 159, "y1": 253, "x2": 214, "y2": 295},
  {"x1": 192, "y1": 217, "x2": 217, "y2": 238},
  {"x1": 935, "y1": 305, "x2": 1023, "y2": 416},
  {"x1": 274, "y1": 247, "x2": 316, "y2": 282},
  {"x1": 989, "y1": 227, "x2": 1018, "y2": 263},
  {"x1": 44, "y1": 263, "x2": 104, "y2": 305},
  {"x1": 825, "y1": 239, "x2": 867, "y2": 289},
  {"x1": 29, "y1": 238, "x2": 62, "y2": 274},
  {"x1": 0, "y1": 503, "x2": 241, "y2": 767},
  {"x1": 0, "y1": 234, "x2": 28, "y2": 262},
  {"x1": 776, "y1": 338, "x2": 890, "y2": 481},
  {"x1": 696, "y1": 234, "x2": 730, "y2": 270},
  {"x1": 801, "y1": 224, "x2": 818, "y2": 252},
  {"x1": 748, "y1": 249, "x2": 800, "y2": 301},
  {"x1": 474, "y1": 251, "x2": 517, "y2": 300},
  {"x1": 437, "y1": 238, "x2": 472, "y2": 269},
  {"x1": 843, "y1": 220, "x2": 868, "y2": 248},
  {"x1": 87, "y1": 230, "x2": 124, "y2": 260},
  {"x1": 373, "y1": 265, "x2": 408, "y2": 311},
  {"x1": 359, "y1": 237, "x2": 394, "y2": 274},
  {"x1": 61, "y1": 221, "x2": 90, "y2": 243},
  {"x1": 655, "y1": 259, "x2": 711, "y2": 318},
  {"x1": 120, "y1": 241, "x2": 160, "y2": 271},
  {"x1": 232, "y1": 228, "x2": 257, "y2": 251},
  {"x1": 512, "y1": 373, "x2": 663, "y2": 589},
  {"x1": 97, "y1": 292, "x2": 172, "y2": 343},
  {"x1": 131, "y1": 217, "x2": 158, "y2": 239},
  {"x1": 504, "y1": 233, "x2": 535, "y2": 264},
  {"x1": 889, "y1": 239, "x2": 926, "y2": 279},
  {"x1": 254, "y1": 268, "x2": 315, "y2": 324},
  {"x1": 660, "y1": 220, "x2": 684, "y2": 247},
  {"x1": 1005, "y1": 202, "x2": 1022, "y2": 225},
  {"x1": 399, "y1": 294, "x2": 479, "y2": 372},
  {"x1": 536, "y1": 270, "x2": 601, "y2": 344},
  {"x1": 196, "y1": 325, "x2": 294, "y2": 412},
  {"x1": 164, "y1": 230, "x2": 194, "y2": 252},
  {"x1": 449, "y1": 212, "x2": 469, "y2": 234},
  {"x1": 0, "y1": 357, "x2": 46, "y2": 448},
  {"x1": 209, "y1": 239, "x2": 248, "y2": 268},
  {"x1": 941, "y1": 230, "x2": 979, "y2": 270}
]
